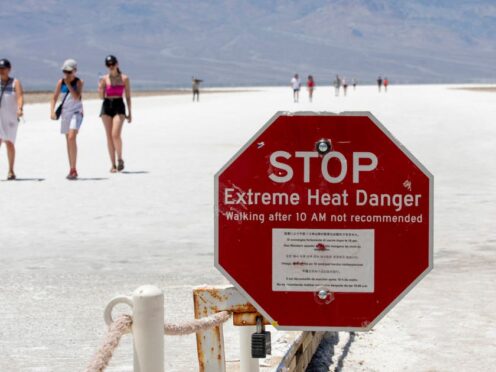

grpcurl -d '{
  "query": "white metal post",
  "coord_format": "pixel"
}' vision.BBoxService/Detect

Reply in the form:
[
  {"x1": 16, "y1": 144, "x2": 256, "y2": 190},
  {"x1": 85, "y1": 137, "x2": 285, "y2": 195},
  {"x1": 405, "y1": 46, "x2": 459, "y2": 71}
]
[
  {"x1": 239, "y1": 326, "x2": 260, "y2": 372},
  {"x1": 132, "y1": 285, "x2": 164, "y2": 372},
  {"x1": 104, "y1": 285, "x2": 164, "y2": 372}
]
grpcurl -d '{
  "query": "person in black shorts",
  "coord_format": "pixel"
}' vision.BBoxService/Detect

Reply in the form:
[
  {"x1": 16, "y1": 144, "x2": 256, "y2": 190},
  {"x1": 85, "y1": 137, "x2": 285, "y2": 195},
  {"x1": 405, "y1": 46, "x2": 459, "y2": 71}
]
[
  {"x1": 192, "y1": 77, "x2": 202, "y2": 102},
  {"x1": 98, "y1": 55, "x2": 132, "y2": 172},
  {"x1": 101, "y1": 96, "x2": 126, "y2": 117}
]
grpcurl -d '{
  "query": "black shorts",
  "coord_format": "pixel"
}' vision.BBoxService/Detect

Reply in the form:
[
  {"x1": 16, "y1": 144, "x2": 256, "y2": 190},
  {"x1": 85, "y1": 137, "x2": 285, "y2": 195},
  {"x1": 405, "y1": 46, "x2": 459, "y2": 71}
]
[{"x1": 100, "y1": 98, "x2": 126, "y2": 117}]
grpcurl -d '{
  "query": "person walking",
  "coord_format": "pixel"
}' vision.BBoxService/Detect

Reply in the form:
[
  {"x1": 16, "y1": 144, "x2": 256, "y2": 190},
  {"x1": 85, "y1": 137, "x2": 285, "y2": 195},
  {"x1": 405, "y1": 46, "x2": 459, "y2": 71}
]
[
  {"x1": 334, "y1": 75, "x2": 341, "y2": 96},
  {"x1": 384, "y1": 77, "x2": 389, "y2": 92},
  {"x1": 0, "y1": 59, "x2": 24, "y2": 180},
  {"x1": 377, "y1": 76, "x2": 383, "y2": 92},
  {"x1": 342, "y1": 77, "x2": 348, "y2": 96},
  {"x1": 192, "y1": 77, "x2": 202, "y2": 102},
  {"x1": 306, "y1": 75, "x2": 315, "y2": 102},
  {"x1": 291, "y1": 73, "x2": 301, "y2": 102},
  {"x1": 352, "y1": 78, "x2": 357, "y2": 90},
  {"x1": 99, "y1": 55, "x2": 132, "y2": 173},
  {"x1": 50, "y1": 59, "x2": 84, "y2": 180}
]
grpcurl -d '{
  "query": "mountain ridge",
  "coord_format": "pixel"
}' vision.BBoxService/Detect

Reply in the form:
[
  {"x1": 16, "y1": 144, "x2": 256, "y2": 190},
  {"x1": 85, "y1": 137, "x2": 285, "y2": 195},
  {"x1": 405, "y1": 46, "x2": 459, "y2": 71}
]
[{"x1": 2, "y1": 0, "x2": 495, "y2": 89}]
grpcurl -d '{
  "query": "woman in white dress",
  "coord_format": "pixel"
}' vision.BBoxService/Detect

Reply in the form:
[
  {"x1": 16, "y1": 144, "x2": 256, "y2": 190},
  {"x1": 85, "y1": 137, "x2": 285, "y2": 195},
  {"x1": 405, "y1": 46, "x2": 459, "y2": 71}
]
[{"x1": 0, "y1": 58, "x2": 24, "y2": 180}]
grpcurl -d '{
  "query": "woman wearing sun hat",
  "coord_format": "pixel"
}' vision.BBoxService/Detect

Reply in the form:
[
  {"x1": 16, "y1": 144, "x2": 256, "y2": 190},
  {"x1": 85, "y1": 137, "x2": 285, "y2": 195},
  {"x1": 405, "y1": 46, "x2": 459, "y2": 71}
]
[
  {"x1": 98, "y1": 55, "x2": 132, "y2": 173},
  {"x1": 0, "y1": 58, "x2": 24, "y2": 180},
  {"x1": 50, "y1": 58, "x2": 84, "y2": 180}
]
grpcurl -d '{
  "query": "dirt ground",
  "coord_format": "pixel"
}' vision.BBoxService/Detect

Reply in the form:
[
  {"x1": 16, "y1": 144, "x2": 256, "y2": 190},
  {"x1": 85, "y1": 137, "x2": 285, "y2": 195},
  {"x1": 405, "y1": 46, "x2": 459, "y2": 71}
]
[
  {"x1": 452, "y1": 86, "x2": 496, "y2": 93},
  {"x1": 23, "y1": 89, "x2": 253, "y2": 104}
]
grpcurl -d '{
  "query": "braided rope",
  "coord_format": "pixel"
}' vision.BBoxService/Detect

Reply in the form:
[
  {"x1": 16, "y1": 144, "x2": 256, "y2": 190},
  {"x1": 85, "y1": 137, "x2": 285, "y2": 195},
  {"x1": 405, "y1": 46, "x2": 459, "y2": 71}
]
[
  {"x1": 87, "y1": 311, "x2": 231, "y2": 372},
  {"x1": 164, "y1": 310, "x2": 231, "y2": 335},
  {"x1": 86, "y1": 314, "x2": 132, "y2": 372}
]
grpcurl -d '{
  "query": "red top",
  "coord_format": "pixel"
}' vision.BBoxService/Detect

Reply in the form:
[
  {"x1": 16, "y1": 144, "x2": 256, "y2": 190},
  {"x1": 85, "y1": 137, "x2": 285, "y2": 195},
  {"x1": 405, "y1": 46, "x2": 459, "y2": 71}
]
[{"x1": 307, "y1": 80, "x2": 315, "y2": 88}]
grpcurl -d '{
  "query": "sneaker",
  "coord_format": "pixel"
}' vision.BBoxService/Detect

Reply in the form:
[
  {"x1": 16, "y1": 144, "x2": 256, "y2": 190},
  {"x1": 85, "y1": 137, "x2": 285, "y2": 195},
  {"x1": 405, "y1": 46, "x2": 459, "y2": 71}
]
[
  {"x1": 117, "y1": 159, "x2": 125, "y2": 172},
  {"x1": 66, "y1": 168, "x2": 78, "y2": 180}
]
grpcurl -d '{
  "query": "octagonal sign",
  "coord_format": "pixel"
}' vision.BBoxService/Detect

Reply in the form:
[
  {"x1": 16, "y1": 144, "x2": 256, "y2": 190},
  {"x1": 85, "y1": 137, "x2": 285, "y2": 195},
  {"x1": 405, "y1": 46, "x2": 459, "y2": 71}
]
[{"x1": 215, "y1": 112, "x2": 433, "y2": 331}]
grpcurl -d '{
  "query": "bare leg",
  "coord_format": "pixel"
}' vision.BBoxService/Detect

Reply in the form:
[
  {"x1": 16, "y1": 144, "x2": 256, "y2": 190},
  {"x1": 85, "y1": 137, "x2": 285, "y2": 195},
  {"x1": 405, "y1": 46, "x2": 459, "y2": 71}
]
[
  {"x1": 102, "y1": 115, "x2": 116, "y2": 168},
  {"x1": 0, "y1": 139, "x2": 3, "y2": 176},
  {"x1": 66, "y1": 130, "x2": 78, "y2": 169},
  {"x1": 112, "y1": 114, "x2": 125, "y2": 162},
  {"x1": 6, "y1": 141, "x2": 15, "y2": 175}
]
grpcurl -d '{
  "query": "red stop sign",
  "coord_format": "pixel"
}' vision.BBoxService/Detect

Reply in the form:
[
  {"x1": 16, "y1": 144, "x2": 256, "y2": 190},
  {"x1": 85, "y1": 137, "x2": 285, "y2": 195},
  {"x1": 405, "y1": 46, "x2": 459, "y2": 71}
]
[{"x1": 215, "y1": 112, "x2": 433, "y2": 331}]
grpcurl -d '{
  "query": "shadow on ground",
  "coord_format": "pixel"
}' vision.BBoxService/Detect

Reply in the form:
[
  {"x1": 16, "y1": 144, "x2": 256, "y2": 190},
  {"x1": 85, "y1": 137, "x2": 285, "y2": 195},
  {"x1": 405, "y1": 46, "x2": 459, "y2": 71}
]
[
  {"x1": 306, "y1": 332, "x2": 356, "y2": 372},
  {"x1": 0, "y1": 178, "x2": 45, "y2": 182},
  {"x1": 74, "y1": 177, "x2": 109, "y2": 181}
]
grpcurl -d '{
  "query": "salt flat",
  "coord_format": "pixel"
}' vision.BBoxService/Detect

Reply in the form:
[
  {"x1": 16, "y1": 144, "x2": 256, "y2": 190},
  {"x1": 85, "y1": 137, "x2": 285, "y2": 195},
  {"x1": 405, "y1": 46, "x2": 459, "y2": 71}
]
[{"x1": 0, "y1": 85, "x2": 495, "y2": 371}]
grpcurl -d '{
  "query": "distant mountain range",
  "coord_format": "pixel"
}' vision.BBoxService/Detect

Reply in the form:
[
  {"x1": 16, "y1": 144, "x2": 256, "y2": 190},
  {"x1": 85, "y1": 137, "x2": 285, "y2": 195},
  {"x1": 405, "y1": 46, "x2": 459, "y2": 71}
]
[{"x1": 2, "y1": 0, "x2": 495, "y2": 89}]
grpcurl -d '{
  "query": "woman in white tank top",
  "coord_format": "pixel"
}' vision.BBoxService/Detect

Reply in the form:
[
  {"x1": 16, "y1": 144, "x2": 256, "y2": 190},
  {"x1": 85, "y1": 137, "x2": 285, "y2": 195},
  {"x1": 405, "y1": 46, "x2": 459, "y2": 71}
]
[
  {"x1": 50, "y1": 59, "x2": 84, "y2": 180},
  {"x1": 0, "y1": 58, "x2": 24, "y2": 180}
]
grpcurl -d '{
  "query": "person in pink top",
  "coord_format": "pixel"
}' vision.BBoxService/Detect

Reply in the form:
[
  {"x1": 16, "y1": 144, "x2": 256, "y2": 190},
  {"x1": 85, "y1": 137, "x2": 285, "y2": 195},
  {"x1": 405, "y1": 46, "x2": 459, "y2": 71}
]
[
  {"x1": 306, "y1": 75, "x2": 315, "y2": 102},
  {"x1": 98, "y1": 55, "x2": 132, "y2": 173}
]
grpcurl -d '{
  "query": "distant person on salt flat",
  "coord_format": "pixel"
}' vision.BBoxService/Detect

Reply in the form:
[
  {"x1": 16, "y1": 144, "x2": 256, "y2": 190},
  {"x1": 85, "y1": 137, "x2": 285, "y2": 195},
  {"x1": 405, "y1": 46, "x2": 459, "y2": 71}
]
[
  {"x1": 99, "y1": 55, "x2": 132, "y2": 173},
  {"x1": 384, "y1": 77, "x2": 389, "y2": 92},
  {"x1": 306, "y1": 75, "x2": 315, "y2": 102},
  {"x1": 291, "y1": 73, "x2": 301, "y2": 102},
  {"x1": 50, "y1": 59, "x2": 84, "y2": 180},
  {"x1": 334, "y1": 75, "x2": 341, "y2": 96},
  {"x1": 377, "y1": 76, "x2": 383, "y2": 92},
  {"x1": 352, "y1": 78, "x2": 357, "y2": 90},
  {"x1": 0, "y1": 58, "x2": 24, "y2": 180},
  {"x1": 192, "y1": 77, "x2": 202, "y2": 102},
  {"x1": 342, "y1": 77, "x2": 348, "y2": 96}
]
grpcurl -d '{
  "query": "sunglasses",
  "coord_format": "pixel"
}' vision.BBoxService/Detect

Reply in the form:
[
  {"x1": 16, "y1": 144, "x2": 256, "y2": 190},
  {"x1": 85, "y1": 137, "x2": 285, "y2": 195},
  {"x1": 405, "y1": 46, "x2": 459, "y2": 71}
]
[
  {"x1": 63, "y1": 70, "x2": 73, "y2": 74},
  {"x1": 106, "y1": 63, "x2": 116, "y2": 67}
]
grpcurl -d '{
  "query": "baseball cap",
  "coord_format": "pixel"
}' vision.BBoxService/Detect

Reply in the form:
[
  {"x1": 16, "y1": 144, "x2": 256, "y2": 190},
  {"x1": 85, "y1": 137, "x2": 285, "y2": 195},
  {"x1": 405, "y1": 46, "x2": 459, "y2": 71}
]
[
  {"x1": 61, "y1": 59, "x2": 77, "y2": 71},
  {"x1": 105, "y1": 55, "x2": 118, "y2": 66},
  {"x1": 0, "y1": 59, "x2": 11, "y2": 69}
]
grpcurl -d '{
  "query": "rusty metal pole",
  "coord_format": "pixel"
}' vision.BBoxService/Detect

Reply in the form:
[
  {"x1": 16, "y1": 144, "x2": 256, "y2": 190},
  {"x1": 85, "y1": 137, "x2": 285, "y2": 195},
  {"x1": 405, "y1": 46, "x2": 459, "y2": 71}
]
[
  {"x1": 193, "y1": 289, "x2": 227, "y2": 372},
  {"x1": 193, "y1": 286, "x2": 259, "y2": 372}
]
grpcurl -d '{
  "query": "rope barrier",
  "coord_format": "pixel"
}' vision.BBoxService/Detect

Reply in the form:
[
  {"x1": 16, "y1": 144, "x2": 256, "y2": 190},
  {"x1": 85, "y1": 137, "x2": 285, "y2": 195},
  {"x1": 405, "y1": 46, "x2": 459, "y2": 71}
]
[
  {"x1": 86, "y1": 314, "x2": 132, "y2": 372},
  {"x1": 86, "y1": 311, "x2": 231, "y2": 372},
  {"x1": 164, "y1": 310, "x2": 231, "y2": 335}
]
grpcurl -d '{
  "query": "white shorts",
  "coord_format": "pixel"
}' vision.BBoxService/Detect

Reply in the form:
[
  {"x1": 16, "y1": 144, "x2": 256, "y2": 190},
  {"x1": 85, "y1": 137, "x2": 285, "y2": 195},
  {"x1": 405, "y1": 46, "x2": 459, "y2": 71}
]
[{"x1": 61, "y1": 111, "x2": 83, "y2": 134}]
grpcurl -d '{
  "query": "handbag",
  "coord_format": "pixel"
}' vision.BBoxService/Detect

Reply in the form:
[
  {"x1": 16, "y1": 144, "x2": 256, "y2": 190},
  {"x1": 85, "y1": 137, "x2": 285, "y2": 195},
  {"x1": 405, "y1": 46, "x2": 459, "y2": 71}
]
[{"x1": 55, "y1": 91, "x2": 70, "y2": 120}]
